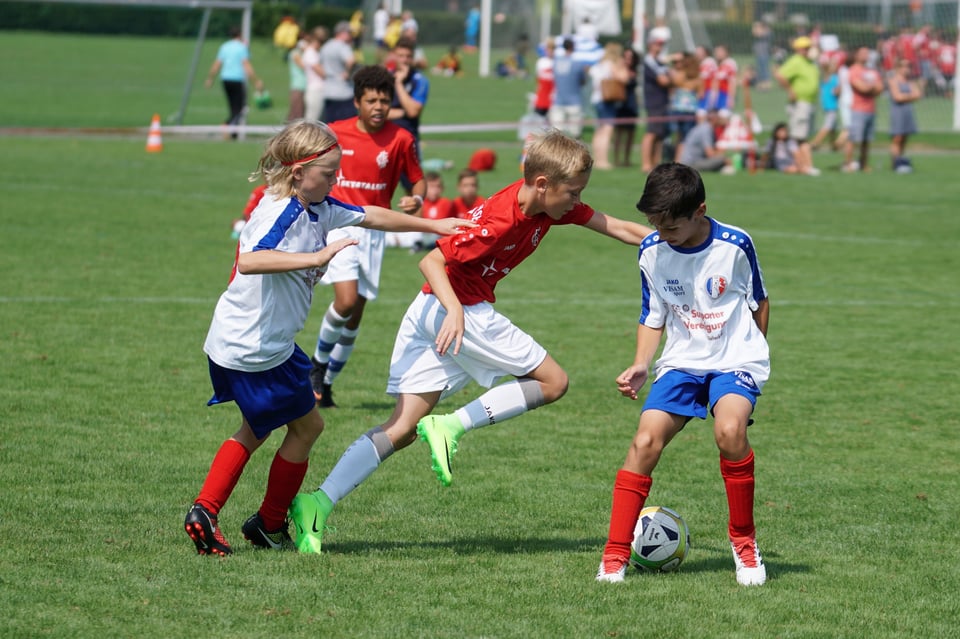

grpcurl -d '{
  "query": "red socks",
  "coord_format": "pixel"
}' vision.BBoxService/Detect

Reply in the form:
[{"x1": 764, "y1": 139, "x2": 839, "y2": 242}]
[
  {"x1": 603, "y1": 469, "x2": 653, "y2": 560},
  {"x1": 720, "y1": 449, "x2": 756, "y2": 539},
  {"x1": 258, "y1": 453, "x2": 308, "y2": 530},
  {"x1": 196, "y1": 439, "x2": 251, "y2": 515}
]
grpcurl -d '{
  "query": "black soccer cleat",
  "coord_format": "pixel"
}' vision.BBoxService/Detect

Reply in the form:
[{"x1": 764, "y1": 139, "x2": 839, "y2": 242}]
[
  {"x1": 184, "y1": 503, "x2": 232, "y2": 556},
  {"x1": 241, "y1": 512, "x2": 293, "y2": 550},
  {"x1": 318, "y1": 383, "x2": 337, "y2": 408},
  {"x1": 309, "y1": 358, "x2": 328, "y2": 403}
]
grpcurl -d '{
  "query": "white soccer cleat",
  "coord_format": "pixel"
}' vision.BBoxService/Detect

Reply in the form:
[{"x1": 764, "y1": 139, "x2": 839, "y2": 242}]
[
  {"x1": 596, "y1": 556, "x2": 628, "y2": 583},
  {"x1": 731, "y1": 535, "x2": 767, "y2": 586}
]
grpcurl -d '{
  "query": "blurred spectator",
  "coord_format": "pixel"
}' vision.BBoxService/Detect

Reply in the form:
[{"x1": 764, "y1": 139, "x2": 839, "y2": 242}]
[
  {"x1": 388, "y1": 37, "x2": 430, "y2": 191},
  {"x1": 204, "y1": 26, "x2": 262, "y2": 139},
  {"x1": 302, "y1": 27, "x2": 327, "y2": 122},
  {"x1": 640, "y1": 28, "x2": 672, "y2": 172},
  {"x1": 409, "y1": 172, "x2": 454, "y2": 252},
  {"x1": 705, "y1": 45, "x2": 738, "y2": 111},
  {"x1": 319, "y1": 21, "x2": 357, "y2": 123},
  {"x1": 464, "y1": 4, "x2": 480, "y2": 52},
  {"x1": 350, "y1": 10, "x2": 365, "y2": 55},
  {"x1": 668, "y1": 51, "x2": 702, "y2": 166},
  {"x1": 450, "y1": 168, "x2": 485, "y2": 219},
  {"x1": 811, "y1": 57, "x2": 843, "y2": 150},
  {"x1": 273, "y1": 16, "x2": 299, "y2": 58},
  {"x1": 774, "y1": 36, "x2": 820, "y2": 175},
  {"x1": 434, "y1": 46, "x2": 464, "y2": 77},
  {"x1": 759, "y1": 122, "x2": 800, "y2": 173},
  {"x1": 888, "y1": 58, "x2": 923, "y2": 172},
  {"x1": 286, "y1": 31, "x2": 306, "y2": 121},
  {"x1": 752, "y1": 19, "x2": 772, "y2": 90},
  {"x1": 844, "y1": 46, "x2": 885, "y2": 172},
  {"x1": 549, "y1": 38, "x2": 589, "y2": 138},
  {"x1": 589, "y1": 42, "x2": 628, "y2": 169},
  {"x1": 678, "y1": 109, "x2": 732, "y2": 173},
  {"x1": 372, "y1": 2, "x2": 390, "y2": 61},
  {"x1": 401, "y1": 10, "x2": 419, "y2": 36},
  {"x1": 613, "y1": 46, "x2": 640, "y2": 167},
  {"x1": 532, "y1": 40, "x2": 555, "y2": 116},
  {"x1": 384, "y1": 14, "x2": 404, "y2": 50}
]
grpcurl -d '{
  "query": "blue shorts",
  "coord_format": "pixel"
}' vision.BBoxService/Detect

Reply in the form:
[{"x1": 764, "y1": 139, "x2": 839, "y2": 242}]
[
  {"x1": 207, "y1": 344, "x2": 316, "y2": 439},
  {"x1": 594, "y1": 101, "x2": 619, "y2": 121},
  {"x1": 643, "y1": 369, "x2": 761, "y2": 422}
]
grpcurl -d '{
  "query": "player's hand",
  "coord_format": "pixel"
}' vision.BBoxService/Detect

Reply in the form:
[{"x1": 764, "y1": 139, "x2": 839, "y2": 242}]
[
  {"x1": 435, "y1": 308, "x2": 465, "y2": 356},
  {"x1": 317, "y1": 238, "x2": 358, "y2": 267},
  {"x1": 398, "y1": 195, "x2": 421, "y2": 214},
  {"x1": 434, "y1": 218, "x2": 478, "y2": 236},
  {"x1": 616, "y1": 364, "x2": 650, "y2": 400}
]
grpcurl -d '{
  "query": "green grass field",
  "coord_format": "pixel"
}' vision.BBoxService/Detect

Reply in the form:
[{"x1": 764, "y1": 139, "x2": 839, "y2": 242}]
[{"x1": 2, "y1": 31, "x2": 960, "y2": 639}]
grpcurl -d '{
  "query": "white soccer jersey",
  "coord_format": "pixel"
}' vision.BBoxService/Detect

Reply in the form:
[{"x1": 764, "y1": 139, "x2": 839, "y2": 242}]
[
  {"x1": 638, "y1": 217, "x2": 770, "y2": 387},
  {"x1": 204, "y1": 192, "x2": 365, "y2": 372}
]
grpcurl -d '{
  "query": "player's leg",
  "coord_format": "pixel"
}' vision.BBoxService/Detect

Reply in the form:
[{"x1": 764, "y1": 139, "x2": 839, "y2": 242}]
[
  {"x1": 711, "y1": 377, "x2": 765, "y2": 586},
  {"x1": 321, "y1": 294, "x2": 367, "y2": 407},
  {"x1": 185, "y1": 419, "x2": 263, "y2": 556},
  {"x1": 598, "y1": 409, "x2": 686, "y2": 582},
  {"x1": 312, "y1": 279, "x2": 360, "y2": 403},
  {"x1": 289, "y1": 391, "x2": 443, "y2": 554},
  {"x1": 417, "y1": 303, "x2": 561, "y2": 486}
]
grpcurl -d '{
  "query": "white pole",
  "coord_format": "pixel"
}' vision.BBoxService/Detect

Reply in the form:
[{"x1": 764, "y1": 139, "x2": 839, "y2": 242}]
[
  {"x1": 479, "y1": 0, "x2": 492, "y2": 77},
  {"x1": 540, "y1": 0, "x2": 552, "y2": 45},
  {"x1": 633, "y1": 0, "x2": 646, "y2": 52},
  {"x1": 561, "y1": 0, "x2": 572, "y2": 36}
]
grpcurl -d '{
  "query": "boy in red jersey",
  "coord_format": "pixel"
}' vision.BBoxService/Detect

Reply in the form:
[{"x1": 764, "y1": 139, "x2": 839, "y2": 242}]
[
  {"x1": 289, "y1": 129, "x2": 653, "y2": 554},
  {"x1": 309, "y1": 65, "x2": 426, "y2": 408},
  {"x1": 449, "y1": 168, "x2": 485, "y2": 219}
]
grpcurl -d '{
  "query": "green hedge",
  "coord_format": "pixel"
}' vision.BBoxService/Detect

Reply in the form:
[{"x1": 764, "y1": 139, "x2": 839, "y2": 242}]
[{"x1": 0, "y1": 1, "x2": 526, "y2": 48}]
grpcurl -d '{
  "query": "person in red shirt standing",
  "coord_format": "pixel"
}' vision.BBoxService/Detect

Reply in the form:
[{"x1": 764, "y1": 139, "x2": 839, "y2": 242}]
[
  {"x1": 449, "y1": 168, "x2": 485, "y2": 220},
  {"x1": 288, "y1": 129, "x2": 653, "y2": 554},
  {"x1": 410, "y1": 171, "x2": 453, "y2": 252},
  {"x1": 310, "y1": 65, "x2": 426, "y2": 408},
  {"x1": 843, "y1": 47, "x2": 886, "y2": 172}
]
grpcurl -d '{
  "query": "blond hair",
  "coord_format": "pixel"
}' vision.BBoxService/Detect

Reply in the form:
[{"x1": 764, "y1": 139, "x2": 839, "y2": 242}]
[
  {"x1": 249, "y1": 119, "x2": 339, "y2": 199},
  {"x1": 522, "y1": 128, "x2": 593, "y2": 184}
]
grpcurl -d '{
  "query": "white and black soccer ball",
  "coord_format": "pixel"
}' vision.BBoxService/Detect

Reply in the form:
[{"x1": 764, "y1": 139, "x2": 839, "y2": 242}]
[{"x1": 629, "y1": 506, "x2": 691, "y2": 572}]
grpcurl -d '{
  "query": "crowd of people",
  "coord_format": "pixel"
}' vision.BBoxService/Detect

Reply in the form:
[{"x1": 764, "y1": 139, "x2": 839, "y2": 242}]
[{"x1": 523, "y1": 19, "x2": 947, "y2": 176}]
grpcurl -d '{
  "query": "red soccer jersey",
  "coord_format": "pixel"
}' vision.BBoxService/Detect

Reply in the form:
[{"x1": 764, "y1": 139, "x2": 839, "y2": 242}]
[
  {"x1": 422, "y1": 196, "x2": 453, "y2": 220},
  {"x1": 450, "y1": 195, "x2": 486, "y2": 220},
  {"x1": 242, "y1": 184, "x2": 268, "y2": 221},
  {"x1": 714, "y1": 57, "x2": 738, "y2": 94},
  {"x1": 423, "y1": 180, "x2": 595, "y2": 305},
  {"x1": 329, "y1": 117, "x2": 423, "y2": 208}
]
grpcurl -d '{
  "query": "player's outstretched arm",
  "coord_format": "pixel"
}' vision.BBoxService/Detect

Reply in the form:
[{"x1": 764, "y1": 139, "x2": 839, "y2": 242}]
[
  {"x1": 361, "y1": 206, "x2": 476, "y2": 235},
  {"x1": 236, "y1": 238, "x2": 359, "y2": 275},
  {"x1": 583, "y1": 211, "x2": 653, "y2": 246}
]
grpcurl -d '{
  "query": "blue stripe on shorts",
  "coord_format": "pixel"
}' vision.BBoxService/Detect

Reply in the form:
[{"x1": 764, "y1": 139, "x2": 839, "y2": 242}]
[{"x1": 207, "y1": 344, "x2": 316, "y2": 439}]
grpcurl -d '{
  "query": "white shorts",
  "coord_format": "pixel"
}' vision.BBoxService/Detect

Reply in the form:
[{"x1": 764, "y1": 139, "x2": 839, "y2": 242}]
[
  {"x1": 548, "y1": 104, "x2": 584, "y2": 138},
  {"x1": 386, "y1": 292, "x2": 548, "y2": 399},
  {"x1": 322, "y1": 226, "x2": 384, "y2": 300}
]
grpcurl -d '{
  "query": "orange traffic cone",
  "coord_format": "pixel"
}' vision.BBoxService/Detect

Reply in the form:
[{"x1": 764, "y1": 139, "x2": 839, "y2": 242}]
[{"x1": 145, "y1": 114, "x2": 163, "y2": 153}]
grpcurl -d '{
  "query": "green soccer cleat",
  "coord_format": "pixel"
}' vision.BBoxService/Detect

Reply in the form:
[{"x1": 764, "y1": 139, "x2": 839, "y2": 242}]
[
  {"x1": 289, "y1": 491, "x2": 333, "y2": 554},
  {"x1": 416, "y1": 414, "x2": 465, "y2": 487}
]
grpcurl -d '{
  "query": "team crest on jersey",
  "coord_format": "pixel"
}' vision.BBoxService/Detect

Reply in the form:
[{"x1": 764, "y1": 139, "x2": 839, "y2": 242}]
[
  {"x1": 376, "y1": 150, "x2": 389, "y2": 168},
  {"x1": 705, "y1": 275, "x2": 727, "y2": 299},
  {"x1": 531, "y1": 226, "x2": 542, "y2": 247}
]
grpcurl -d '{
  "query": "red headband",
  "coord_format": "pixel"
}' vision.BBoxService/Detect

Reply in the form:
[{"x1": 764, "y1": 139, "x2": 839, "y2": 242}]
[{"x1": 280, "y1": 143, "x2": 340, "y2": 167}]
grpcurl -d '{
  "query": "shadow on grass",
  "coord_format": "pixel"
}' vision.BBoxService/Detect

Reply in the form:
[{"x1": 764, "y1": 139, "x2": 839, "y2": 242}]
[{"x1": 326, "y1": 535, "x2": 606, "y2": 556}]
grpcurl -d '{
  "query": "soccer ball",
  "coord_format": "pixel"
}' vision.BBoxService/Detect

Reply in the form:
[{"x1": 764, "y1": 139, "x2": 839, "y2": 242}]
[{"x1": 629, "y1": 506, "x2": 691, "y2": 572}]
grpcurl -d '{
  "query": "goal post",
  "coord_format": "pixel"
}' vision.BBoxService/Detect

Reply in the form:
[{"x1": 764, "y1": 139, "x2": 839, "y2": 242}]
[{"x1": 5, "y1": 0, "x2": 253, "y2": 125}]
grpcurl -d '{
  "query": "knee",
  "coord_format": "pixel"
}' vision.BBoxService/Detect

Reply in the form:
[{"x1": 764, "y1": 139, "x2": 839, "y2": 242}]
[
  {"x1": 541, "y1": 370, "x2": 569, "y2": 405},
  {"x1": 714, "y1": 420, "x2": 747, "y2": 457}
]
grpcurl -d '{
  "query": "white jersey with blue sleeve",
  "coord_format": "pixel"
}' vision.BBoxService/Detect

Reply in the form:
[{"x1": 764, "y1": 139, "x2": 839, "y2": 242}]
[
  {"x1": 637, "y1": 217, "x2": 770, "y2": 387},
  {"x1": 204, "y1": 192, "x2": 365, "y2": 372}
]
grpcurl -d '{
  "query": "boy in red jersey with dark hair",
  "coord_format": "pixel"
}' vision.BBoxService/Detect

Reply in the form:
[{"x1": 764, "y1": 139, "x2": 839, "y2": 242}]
[
  {"x1": 289, "y1": 129, "x2": 653, "y2": 554},
  {"x1": 449, "y1": 168, "x2": 485, "y2": 219},
  {"x1": 309, "y1": 64, "x2": 426, "y2": 408}
]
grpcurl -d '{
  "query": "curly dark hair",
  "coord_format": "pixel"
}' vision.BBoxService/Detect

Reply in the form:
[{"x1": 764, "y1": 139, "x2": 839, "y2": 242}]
[{"x1": 352, "y1": 64, "x2": 395, "y2": 101}]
